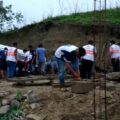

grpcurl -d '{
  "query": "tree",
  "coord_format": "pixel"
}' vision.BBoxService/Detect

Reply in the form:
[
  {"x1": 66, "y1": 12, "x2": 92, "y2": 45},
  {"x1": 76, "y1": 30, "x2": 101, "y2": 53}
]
[{"x1": 0, "y1": 0, "x2": 23, "y2": 32}]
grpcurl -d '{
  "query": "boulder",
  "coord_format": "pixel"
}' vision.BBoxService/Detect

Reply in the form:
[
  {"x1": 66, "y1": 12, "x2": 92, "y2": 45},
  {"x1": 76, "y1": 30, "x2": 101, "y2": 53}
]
[
  {"x1": 106, "y1": 72, "x2": 120, "y2": 81},
  {"x1": 27, "y1": 90, "x2": 40, "y2": 103},
  {"x1": 0, "y1": 105, "x2": 10, "y2": 115},
  {"x1": 1, "y1": 99, "x2": 10, "y2": 106}
]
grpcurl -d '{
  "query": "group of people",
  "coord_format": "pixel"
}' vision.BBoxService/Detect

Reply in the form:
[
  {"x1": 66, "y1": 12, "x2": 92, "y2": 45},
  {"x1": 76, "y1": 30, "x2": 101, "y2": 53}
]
[
  {"x1": 55, "y1": 40, "x2": 96, "y2": 86},
  {"x1": 0, "y1": 40, "x2": 120, "y2": 86},
  {"x1": 0, "y1": 43, "x2": 47, "y2": 79}
]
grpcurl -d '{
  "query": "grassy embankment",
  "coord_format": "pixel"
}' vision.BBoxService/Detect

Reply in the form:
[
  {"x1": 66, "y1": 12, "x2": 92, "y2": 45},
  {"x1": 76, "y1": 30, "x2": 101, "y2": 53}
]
[{"x1": 43, "y1": 8, "x2": 120, "y2": 25}]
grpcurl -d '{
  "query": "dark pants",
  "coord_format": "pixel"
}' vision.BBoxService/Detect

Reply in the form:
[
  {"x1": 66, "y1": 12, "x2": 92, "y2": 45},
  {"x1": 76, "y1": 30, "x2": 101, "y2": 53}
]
[
  {"x1": 111, "y1": 58, "x2": 120, "y2": 72},
  {"x1": 80, "y1": 59, "x2": 93, "y2": 79},
  {"x1": 17, "y1": 61, "x2": 24, "y2": 76}
]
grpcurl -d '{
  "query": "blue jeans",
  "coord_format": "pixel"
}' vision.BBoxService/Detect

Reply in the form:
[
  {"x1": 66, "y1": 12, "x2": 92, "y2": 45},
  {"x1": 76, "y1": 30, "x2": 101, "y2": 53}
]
[
  {"x1": 7, "y1": 61, "x2": 16, "y2": 78},
  {"x1": 38, "y1": 61, "x2": 45, "y2": 75},
  {"x1": 57, "y1": 58, "x2": 79, "y2": 85}
]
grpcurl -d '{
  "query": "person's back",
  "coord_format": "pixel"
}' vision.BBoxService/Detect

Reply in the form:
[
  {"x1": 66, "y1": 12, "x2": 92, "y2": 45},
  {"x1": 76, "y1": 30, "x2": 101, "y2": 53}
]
[
  {"x1": 50, "y1": 55, "x2": 58, "y2": 74},
  {"x1": 36, "y1": 44, "x2": 46, "y2": 75},
  {"x1": 6, "y1": 42, "x2": 17, "y2": 79},
  {"x1": 55, "y1": 45, "x2": 78, "y2": 59},
  {"x1": 109, "y1": 41, "x2": 120, "y2": 72},
  {"x1": 109, "y1": 44, "x2": 119, "y2": 59},
  {"x1": 81, "y1": 40, "x2": 96, "y2": 79},
  {"x1": 0, "y1": 50, "x2": 6, "y2": 61},
  {"x1": 6, "y1": 46, "x2": 17, "y2": 62},
  {"x1": 55, "y1": 44, "x2": 85, "y2": 86},
  {"x1": 83, "y1": 44, "x2": 96, "y2": 62},
  {"x1": 36, "y1": 47, "x2": 46, "y2": 62}
]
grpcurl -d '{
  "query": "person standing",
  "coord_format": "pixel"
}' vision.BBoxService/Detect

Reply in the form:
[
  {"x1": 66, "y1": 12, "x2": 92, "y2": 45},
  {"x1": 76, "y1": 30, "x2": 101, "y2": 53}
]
[
  {"x1": 6, "y1": 42, "x2": 18, "y2": 79},
  {"x1": 0, "y1": 47, "x2": 8, "y2": 80},
  {"x1": 109, "y1": 41, "x2": 120, "y2": 72},
  {"x1": 55, "y1": 44, "x2": 85, "y2": 86},
  {"x1": 28, "y1": 45, "x2": 36, "y2": 74},
  {"x1": 81, "y1": 40, "x2": 97, "y2": 79},
  {"x1": 17, "y1": 49, "x2": 28, "y2": 76},
  {"x1": 36, "y1": 44, "x2": 46, "y2": 75},
  {"x1": 50, "y1": 51, "x2": 58, "y2": 75}
]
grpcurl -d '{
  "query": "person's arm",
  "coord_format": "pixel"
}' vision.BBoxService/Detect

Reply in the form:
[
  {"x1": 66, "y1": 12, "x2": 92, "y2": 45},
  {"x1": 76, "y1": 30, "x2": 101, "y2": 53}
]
[
  {"x1": 94, "y1": 47, "x2": 97, "y2": 58},
  {"x1": 36, "y1": 49, "x2": 39, "y2": 65},
  {"x1": 61, "y1": 50, "x2": 80, "y2": 80},
  {"x1": 32, "y1": 51, "x2": 36, "y2": 63},
  {"x1": 15, "y1": 48, "x2": 18, "y2": 63},
  {"x1": 65, "y1": 62, "x2": 80, "y2": 80}
]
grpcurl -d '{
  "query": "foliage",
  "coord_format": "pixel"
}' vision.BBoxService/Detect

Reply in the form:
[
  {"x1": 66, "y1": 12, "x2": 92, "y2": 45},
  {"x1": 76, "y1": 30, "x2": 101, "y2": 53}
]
[
  {"x1": 0, "y1": 107, "x2": 23, "y2": 120},
  {"x1": 15, "y1": 91, "x2": 23, "y2": 101},
  {"x1": 43, "y1": 8, "x2": 120, "y2": 25},
  {"x1": 0, "y1": 0, "x2": 23, "y2": 32},
  {"x1": 0, "y1": 92, "x2": 24, "y2": 120}
]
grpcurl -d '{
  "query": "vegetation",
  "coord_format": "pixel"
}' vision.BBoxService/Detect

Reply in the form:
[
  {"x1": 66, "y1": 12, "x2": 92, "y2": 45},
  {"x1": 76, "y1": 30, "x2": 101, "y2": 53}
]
[
  {"x1": 43, "y1": 8, "x2": 120, "y2": 25},
  {"x1": 0, "y1": 0, "x2": 23, "y2": 32},
  {"x1": 0, "y1": 92, "x2": 24, "y2": 120},
  {"x1": 0, "y1": 108, "x2": 23, "y2": 120}
]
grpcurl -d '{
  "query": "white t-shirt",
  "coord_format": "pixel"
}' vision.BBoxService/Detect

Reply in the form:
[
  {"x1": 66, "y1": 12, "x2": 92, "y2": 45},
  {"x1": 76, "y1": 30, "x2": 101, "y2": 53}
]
[
  {"x1": 55, "y1": 45, "x2": 78, "y2": 58},
  {"x1": 109, "y1": 44, "x2": 120, "y2": 59},
  {"x1": 83, "y1": 44, "x2": 96, "y2": 61}
]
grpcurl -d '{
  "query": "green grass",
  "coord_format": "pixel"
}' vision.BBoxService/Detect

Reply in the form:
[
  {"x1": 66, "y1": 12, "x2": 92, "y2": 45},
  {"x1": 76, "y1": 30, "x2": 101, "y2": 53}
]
[
  {"x1": 43, "y1": 8, "x2": 120, "y2": 25},
  {"x1": 1, "y1": 8, "x2": 120, "y2": 35}
]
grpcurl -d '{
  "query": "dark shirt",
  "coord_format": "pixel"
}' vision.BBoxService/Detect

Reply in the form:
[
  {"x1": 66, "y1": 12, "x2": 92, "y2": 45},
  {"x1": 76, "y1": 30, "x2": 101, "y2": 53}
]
[
  {"x1": 61, "y1": 50, "x2": 77, "y2": 62},
  {"x1": 0, "y1": 50, "x2": 6, "y2": 61}
]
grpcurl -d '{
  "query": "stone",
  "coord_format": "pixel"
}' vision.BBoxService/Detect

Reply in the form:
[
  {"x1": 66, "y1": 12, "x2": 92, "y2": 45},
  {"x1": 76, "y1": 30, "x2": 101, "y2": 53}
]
[
  {"x1": 101, "y1": 82, "x2": 115, "y2": 91},
  {"x1": 71, "y1": 80, "x2": 94, "y2": 94},
  {"x1": 26, "y1": 114, "x2": 46, "y2": 120},
  {"x1": 30, "y1": 103, "x2": 40, "y2": 109},
  {"x1": 2, "y1": 99, "x2": 10, "y2": 106},
  {"x1": 27, "y1": 90, "x2": 40, "y2": 103},
  {"x1": 0, "y1": 91, "x2": 9, "y2": 98},
  {"x1": 0, "y1": 105, "x2": 10, "y2": 115},
  {"x1": 106, "y1": 72, "x2": 120, "y2": 81}
]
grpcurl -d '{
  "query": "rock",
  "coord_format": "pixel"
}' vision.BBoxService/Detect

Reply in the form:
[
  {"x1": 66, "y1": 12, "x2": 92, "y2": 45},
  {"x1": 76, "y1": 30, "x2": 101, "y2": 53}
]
[
  {"x1": 2, "y1": 99, "x2": 10, "y2": 106},
  {"x1": 100, "y1": 82, "x2": 116, "y2": 91},
  {"x1": 26, "y1": 114, "x2": 46, "y2": 120},
  {"x1": 30, "y1": 103, "x2": 40, "y2": 109},
  {"x1": 106, "y1": 72, "x2": 120, "y2": 81},
  {"x1": 27, "y1": 90, "x2": 40, "y2": 103},
  {"x1": 0, "y1": 105, "x2": 10, "y2": 115},
  {"x1": 0, "y1": 91, "x2": 9, "y2": 98}
]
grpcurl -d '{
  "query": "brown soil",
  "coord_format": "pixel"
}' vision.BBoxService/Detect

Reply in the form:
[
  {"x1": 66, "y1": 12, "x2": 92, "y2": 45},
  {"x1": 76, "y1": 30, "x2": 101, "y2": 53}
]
[{"x1": 0, "y1": 79, "x2": 120, "y2": 120}]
